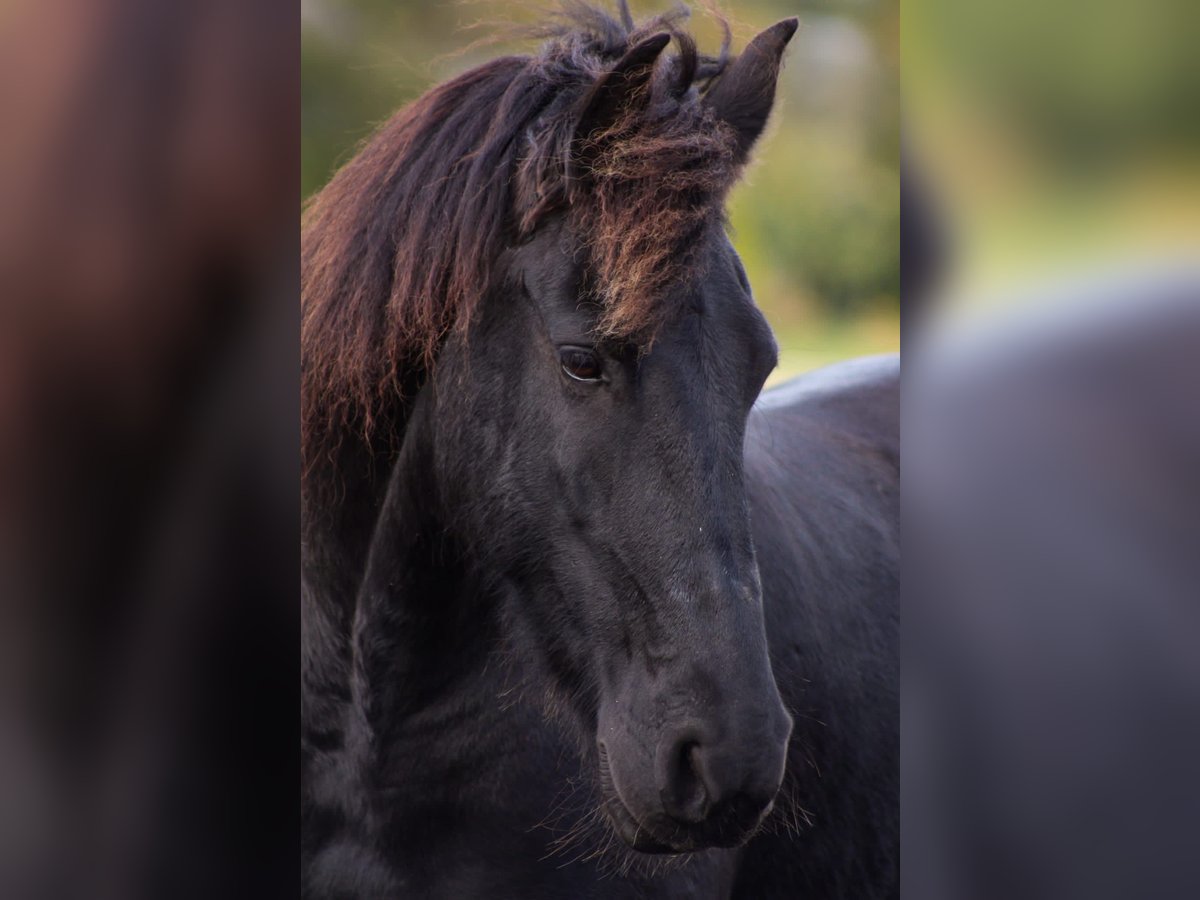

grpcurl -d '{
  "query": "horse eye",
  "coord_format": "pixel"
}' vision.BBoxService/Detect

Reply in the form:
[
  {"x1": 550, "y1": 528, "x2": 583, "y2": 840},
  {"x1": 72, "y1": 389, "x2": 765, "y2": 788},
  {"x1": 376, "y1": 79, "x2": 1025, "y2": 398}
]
[{"x1": 559, "y1": 346, "x2": 603, "y2": 383}]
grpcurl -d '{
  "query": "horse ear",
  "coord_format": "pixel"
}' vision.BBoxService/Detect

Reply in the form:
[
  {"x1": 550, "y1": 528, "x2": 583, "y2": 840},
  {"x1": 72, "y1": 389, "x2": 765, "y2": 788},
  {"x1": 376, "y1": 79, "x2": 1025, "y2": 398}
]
[
  {"x1": 568, "y1": 32, "x2": 671, "y2": 185},
  {"x1": 704, "y1": 18, "x2": 799, "y2": 161}
]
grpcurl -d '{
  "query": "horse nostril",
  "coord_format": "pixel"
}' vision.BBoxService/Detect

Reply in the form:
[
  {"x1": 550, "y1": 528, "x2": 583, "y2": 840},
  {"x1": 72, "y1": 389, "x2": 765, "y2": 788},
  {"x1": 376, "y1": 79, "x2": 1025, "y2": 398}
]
[
  {"x1": 658, "y1": 736, "x2": 711, "y2": 824},
  {"x1": 655, "y1": 720, "x2": 787, "y2": 836}
]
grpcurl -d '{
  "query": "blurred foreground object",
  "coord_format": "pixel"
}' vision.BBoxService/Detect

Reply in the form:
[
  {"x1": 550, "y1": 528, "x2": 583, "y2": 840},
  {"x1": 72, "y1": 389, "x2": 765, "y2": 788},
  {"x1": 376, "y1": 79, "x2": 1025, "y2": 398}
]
[{"x1": 0, "y1": 0, "x2": 296, "y2": 897}]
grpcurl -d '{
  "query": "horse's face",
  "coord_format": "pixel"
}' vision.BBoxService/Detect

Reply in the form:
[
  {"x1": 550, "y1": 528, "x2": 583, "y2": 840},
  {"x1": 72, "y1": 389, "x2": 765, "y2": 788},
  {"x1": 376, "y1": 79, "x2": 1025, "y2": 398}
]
[{"x1": 431, "y1": 218, "x2": 791, "y2": 853}]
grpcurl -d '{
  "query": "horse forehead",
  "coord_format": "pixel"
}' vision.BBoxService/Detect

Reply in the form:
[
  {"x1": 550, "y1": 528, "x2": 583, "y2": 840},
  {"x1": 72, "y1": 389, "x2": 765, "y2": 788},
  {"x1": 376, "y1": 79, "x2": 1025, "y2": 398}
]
[
  {"x1": 516, "y1": 219, "x2": 765, "y2": 351},
  {"x1": 654, "y1": 298, "x2": 764, "y2": 381},
  {"x1": 685, "y1": 265, "x2": 765, "y2": 342}
]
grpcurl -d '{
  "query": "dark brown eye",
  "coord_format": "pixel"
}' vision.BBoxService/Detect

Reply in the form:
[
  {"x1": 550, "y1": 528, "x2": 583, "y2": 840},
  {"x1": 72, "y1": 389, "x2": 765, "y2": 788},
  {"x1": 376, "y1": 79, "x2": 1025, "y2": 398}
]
[{"x1": 559, "y1": 346, "x2": 602, "y2": 382}]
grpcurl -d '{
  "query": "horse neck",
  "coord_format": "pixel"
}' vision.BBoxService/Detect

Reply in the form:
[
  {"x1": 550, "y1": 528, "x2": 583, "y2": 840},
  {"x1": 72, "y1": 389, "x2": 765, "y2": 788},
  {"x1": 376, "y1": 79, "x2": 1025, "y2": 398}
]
[
  {"x1": 345, "y1": 422, "x2": 529, "y2": 797},
  {"x1": 301, "y1": 416, "x2": 404, "y2": 757},
  {"x1": 305, "y1": 368, "x2": 434, "y2": 603},
  {"x1": 304, "y1": 382, "x2": 501, "y2": 710},
  {"x1": 302, "y1": 431, "x2": 395, "y2": 620}
]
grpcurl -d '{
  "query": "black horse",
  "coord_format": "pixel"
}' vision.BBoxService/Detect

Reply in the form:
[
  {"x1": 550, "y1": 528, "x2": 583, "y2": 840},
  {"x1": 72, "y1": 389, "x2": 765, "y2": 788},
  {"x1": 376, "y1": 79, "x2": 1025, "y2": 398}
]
[{"x1": 301, "y1": 6, "x2": 897, "y2": 897}]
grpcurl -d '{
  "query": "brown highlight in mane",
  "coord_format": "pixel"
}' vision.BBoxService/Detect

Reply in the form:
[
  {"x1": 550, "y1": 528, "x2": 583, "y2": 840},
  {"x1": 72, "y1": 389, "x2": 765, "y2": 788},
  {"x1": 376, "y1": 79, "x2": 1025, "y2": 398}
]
[{"x1": 301, "y1": 3, "x2": 745, "y2": 487}]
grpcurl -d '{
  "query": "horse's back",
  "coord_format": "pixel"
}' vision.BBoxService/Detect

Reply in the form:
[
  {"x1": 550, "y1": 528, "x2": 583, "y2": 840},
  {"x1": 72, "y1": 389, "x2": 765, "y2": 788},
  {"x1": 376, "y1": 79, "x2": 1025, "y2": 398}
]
[
  {"x1": 745, "y1": 353, "x2": 899, "y2": 590},
  {"x1": 736, "y1": 354, "x2": 899, "y2": 898},
  {"x1": 750, "y1": 353, "x2": 899, "y2": 455}
]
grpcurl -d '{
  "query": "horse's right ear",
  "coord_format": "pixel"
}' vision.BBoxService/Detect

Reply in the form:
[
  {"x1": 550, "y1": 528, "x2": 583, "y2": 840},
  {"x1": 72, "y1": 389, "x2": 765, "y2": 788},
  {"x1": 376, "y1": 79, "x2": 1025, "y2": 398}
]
[{"x1": 567, "y1": 32, "x2": 671, "y2": 187}]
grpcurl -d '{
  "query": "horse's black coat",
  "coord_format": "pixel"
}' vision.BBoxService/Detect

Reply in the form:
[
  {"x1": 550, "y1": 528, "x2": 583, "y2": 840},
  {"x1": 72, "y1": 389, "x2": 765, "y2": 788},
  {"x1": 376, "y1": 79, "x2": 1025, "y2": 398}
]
[{"x1": 302, "y1": 6, "x2": 897, "y2": 897}]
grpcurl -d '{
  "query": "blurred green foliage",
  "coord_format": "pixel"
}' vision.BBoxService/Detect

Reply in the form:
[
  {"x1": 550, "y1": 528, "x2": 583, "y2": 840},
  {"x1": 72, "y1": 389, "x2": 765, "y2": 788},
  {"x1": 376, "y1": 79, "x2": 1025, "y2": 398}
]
[
  {"x1": 907, "y1": 0, "x2": 1200, "y2": 169},
  {"x1": 905, "y1": 0, "x2": 1200, "y2": 312},
  {"x1": 302, "y1": 0, "x2": 900, "y2": 377}
]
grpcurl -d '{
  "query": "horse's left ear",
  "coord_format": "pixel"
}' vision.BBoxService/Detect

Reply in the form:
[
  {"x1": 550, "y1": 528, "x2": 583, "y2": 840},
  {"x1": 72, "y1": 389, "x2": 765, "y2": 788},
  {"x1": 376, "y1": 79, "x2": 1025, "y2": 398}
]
[
  {"x1": 705, "y1": 18, "x2": 799, "y2": 162},
  {"x1": 567, "y1": 32, "x2": 671, "y2": 187}
]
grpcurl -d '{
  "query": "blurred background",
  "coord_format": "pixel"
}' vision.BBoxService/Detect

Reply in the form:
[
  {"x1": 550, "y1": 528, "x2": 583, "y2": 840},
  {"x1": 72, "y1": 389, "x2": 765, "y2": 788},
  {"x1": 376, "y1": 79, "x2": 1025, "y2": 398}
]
[
  {"x1": 301, "y1": 0, "x2": 901, "y2": 380},
  {"x1": 905, "y1": 0, "x2": 1200, "y2": 317}
]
